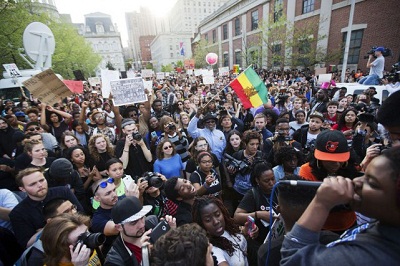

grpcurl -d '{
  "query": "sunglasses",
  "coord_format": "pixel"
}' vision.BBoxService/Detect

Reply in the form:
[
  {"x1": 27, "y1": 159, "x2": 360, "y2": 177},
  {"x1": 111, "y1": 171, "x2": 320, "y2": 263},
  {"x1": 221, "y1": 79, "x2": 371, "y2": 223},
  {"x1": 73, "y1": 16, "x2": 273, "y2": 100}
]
[
  {"x1": 163, "y1": 145, "x2": 173, "y2": 150},
  {"x1": 205, "y1": 120, "x2": 215, "y2": 124},
  {"x1": 94, "y1": 177, "x2": 114, "y2": 194},
  {"x1": 27, "y1": 126, "x2": 41, "y2": 132}
]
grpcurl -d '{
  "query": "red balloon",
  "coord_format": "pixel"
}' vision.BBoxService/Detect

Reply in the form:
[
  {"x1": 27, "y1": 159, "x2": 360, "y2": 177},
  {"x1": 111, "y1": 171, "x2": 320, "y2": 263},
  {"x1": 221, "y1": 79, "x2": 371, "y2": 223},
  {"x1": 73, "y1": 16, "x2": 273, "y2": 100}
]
[{"x1": 205, "y1": 53, "x2": 218, "y2": 65}]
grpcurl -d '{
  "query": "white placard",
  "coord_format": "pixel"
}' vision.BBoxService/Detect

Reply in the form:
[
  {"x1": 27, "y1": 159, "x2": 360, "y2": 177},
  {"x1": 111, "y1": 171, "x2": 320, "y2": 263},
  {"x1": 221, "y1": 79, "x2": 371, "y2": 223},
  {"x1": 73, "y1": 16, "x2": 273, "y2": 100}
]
[
  {"x1": 88, "y1": 77, "x2": 101, "y2": 87},
  {"x1": 186, "y1": 69, "x2": 194, "y2": 75},
  {"x1": 194, "y1": 69, "x2": 203, "y2": 76},
  {"x1": 318, "y1": 74, "x2": 332, "y2": 84},
  {"x1": 143, "y1": 80, "x2": 153, "y2": 92},
  {"x1": 219, "y1": 67, "x2": 229, "y2": 76},
  {"x1": 127, "y1": 69, "x2": 135, "y2": 79},
  {"x1": 110, "y1": 78, "x2": 148, "y2": 106},
  {"x1": 141, "y1": 69, "x2": 154, "y2": 78},
  {"x1": 203, "y1": 76, "x2": 215, "y2": 85},
  {"x1": 3, "y1": 63, "x2": 22, "y2": 77},
  {"x1": 156, "y1": 72, "x2": 165, "y2": 80},
  {"x1": 202, "y1": 69, "x2": 213, "y2": 77},
  {"x1": 100, "y1": 69, "x2": 120, "y2": 98}
]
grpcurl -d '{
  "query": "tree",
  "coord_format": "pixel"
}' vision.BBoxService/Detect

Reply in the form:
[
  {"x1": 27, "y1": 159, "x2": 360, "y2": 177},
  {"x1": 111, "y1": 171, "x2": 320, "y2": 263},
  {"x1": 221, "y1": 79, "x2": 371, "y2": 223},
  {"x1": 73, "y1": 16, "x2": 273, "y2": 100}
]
[
  {"x1": 192, "y1": 39, "x2": 218, "y2": 68},
  {"x1": 145, "y1": 62, "x2": 154, "y2": 70},
  {"x1": 161, "y1": 64, "x2": 173, "y2": 72},
  {"x1": 259, "y1": 8, "x2": 341, "y2": 70},
  {"x1": 0, "y1": 0, "x2": 101, "y2": 79},
  {"x1": 105, "y1": 61, "x2": 116, "y2": 70}
]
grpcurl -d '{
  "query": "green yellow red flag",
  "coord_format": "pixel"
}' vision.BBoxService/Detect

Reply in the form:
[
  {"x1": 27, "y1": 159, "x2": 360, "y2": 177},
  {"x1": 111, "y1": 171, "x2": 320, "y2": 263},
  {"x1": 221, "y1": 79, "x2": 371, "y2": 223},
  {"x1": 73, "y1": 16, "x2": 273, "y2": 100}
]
[{"x1": 230, "y1": 67, "x2": 268, "y2": 109}]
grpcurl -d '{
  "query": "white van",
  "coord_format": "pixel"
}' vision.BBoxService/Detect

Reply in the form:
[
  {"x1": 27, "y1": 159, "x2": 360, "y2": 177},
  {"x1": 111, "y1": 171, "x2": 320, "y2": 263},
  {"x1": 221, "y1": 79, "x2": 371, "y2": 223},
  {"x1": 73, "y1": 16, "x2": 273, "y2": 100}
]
[{"x1": 335, "y1": 83, "x2": 389, "y2": 103}]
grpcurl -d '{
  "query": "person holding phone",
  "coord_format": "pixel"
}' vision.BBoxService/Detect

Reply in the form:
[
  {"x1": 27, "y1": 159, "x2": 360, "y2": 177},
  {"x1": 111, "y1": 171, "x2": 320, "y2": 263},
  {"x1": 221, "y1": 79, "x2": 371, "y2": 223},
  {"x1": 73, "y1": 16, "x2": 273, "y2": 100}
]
[
  {"x1": 192, "y1": 196, "x2": 258, "y2": 266},
  {"x1": 190, "y1": 151, "x2": 222, "y2": 197}
]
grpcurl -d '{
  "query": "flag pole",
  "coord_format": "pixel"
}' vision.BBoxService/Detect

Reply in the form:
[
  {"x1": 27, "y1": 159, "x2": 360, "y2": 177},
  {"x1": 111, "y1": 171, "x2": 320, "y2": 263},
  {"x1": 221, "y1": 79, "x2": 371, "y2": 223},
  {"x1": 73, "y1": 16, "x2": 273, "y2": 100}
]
[{"x1": 202, "y1": 64, "x2": 253, "y2": 108}]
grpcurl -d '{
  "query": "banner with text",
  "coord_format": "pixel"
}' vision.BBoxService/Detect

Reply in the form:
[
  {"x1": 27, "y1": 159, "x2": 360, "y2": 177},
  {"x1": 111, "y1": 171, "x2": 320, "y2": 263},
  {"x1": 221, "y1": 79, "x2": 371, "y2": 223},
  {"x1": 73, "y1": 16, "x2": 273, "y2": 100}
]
[
  {"x1": 110, "y1": 78, "x2": 148, "y2": 106},
  {"x1": 141, "y1": 69, "x2": 154, "y2": 78}
]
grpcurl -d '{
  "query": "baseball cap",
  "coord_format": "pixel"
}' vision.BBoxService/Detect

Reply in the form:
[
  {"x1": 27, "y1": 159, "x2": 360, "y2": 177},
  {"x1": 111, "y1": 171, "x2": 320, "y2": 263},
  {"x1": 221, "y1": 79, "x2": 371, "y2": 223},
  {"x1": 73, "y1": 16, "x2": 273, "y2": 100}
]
[
  {"x1": 15, "y1": 111, "x2": 26, "y2": 117},
  {"x1": 121, "y1": 118, "x2": 136, "y2": 129},
  {"x1": 374, "y1": 47, "x2": 385, "y2": 52},
  {"x1": 314, "y1": 130, "x2": 350, "y2": 162},
  {"x1": 111, "y1": 196, "x2": 152, "y2": 224},
  {"x1": 49, "y1": 158, "x2": 74, "y2": 178},
  {"x1": 309, "y1": 111, "x2": 324, "y2": 122}
]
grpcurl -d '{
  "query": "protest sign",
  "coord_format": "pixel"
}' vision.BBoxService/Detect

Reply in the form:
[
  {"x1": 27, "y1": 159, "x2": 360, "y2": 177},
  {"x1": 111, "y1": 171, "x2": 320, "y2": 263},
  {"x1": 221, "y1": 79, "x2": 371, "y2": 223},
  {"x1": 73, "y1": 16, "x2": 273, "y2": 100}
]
[
  {"x1": 233, "y1": 64, "x2": 239, "y2": 74},
  {"x1": 315, "y1": 67, "x2": 327, "y2": 76},
  {"x1": 141, "y1": 69, "x2": 154, "y2": 78},
  {"x1": 318, "y1": 73, "x2": 332, "y2": 84},
  {"x1": 63, "y1": 80, "x2": 83, "y2": 93},
  {"x1": 203, "y1": 75, "x2": 215, "y2": 85},
  {"x1": 156, "y1": 72, "x2": 165, "y2": 80},
  {"x1": 143, "y1": 80, "x2": 153, "y2": 92},
  {"x1": 202, "y1": 69, "x2": 213, "y2": 77},
  {"x1": 219, "y1": 67, "x2": 229, "y2": 76},
  {"x1": 127, "y1": 69, "x2": 135, "y2": 78},
  {"x1": 194, "y1": 69, "x2": 203, "y2": 76},
  {"x1": 88, "y1": 77, "x2": 100, "y2": 87},
  {"x1": 186, "y1": 69, "x2": 193, "y2": 75},
  {"x1": 100, "y1": 69, "x2": 119, "y2": 98},
  {"x1": 110, "y1": 78, "x2": 148, "y2": 106},
  {"x1": 3, "y1": 63, "x2": 22, "y2": 77},
  {"x1": 22, "y1": 69, "x2": 72, "y2": 106}
]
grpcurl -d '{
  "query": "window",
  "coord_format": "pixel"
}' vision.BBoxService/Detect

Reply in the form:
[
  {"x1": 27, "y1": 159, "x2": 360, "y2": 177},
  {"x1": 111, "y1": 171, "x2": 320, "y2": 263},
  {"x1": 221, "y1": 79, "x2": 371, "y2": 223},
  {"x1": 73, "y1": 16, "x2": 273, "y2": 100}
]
[
  {"x1": 171, "y1": 53, "x2": 174, "y2": 58},
  {"x1": 341, "y1": 29, "x2": 364, "y2": 64},
  {"x1": 272, "y1": 44, "x2": 282, "y2": 67},
  {"x1": 204, "y1": 33, "x2": 208, "y2": 42},
  {"x1": 274, "y1": 0, "x2": 283, "y2": 22},
  {"x1": 302, "y1": 0, "x2": 315, "y2": 14},
  {"x1": 170, "y1": 45, "x2": 173, "y2": 50},
  {"x1": 251, "y1": 10, "x2": 258, "y2": 31},
  {"x1": 223, "y1": 24, "x2": 228, "y2": 40},
  {"x1": 235, "y1": 51, "x2": 242, "y2": 66},
  {"x1": 212, "y1": 30, "x2": 216, "y2": 43},
  {"x1": 235, "y1": 18, "x2": 241, "y2": 36},
  {"x1": 223, "y1": 53, "x2": 229, "y2": 67}
]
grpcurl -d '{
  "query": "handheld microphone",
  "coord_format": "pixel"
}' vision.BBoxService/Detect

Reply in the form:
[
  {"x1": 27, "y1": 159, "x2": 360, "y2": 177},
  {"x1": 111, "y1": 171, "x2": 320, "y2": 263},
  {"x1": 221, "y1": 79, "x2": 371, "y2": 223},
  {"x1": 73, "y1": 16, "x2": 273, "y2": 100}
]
[{"x1": 278, "y1": 180, "x2": 322, "y2": 187}]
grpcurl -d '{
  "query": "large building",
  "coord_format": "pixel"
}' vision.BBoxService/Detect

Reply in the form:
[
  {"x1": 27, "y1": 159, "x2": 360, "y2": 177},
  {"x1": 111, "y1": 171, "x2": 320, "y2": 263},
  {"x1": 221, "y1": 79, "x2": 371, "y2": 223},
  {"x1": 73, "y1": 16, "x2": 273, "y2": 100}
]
[
  {"x1": 195, "y1": 0, "x2": 399, "y2": 72},
  {"x1": 150, "y1": 33, "x2": 193, "y2": 71},
  {"x1": 78, "y1": 13, "x2": 125, "y2": 73},
  {"x1": 168, "y1": 0, "x2": 230, "y2": 34}
]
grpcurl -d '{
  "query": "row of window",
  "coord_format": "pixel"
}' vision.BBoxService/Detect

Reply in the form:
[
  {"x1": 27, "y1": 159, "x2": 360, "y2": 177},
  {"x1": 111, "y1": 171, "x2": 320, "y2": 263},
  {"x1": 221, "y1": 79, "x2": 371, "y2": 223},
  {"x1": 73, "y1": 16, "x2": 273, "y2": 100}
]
[{"x1": 222, "y1": 51, "x2": 243, "y2": 67}]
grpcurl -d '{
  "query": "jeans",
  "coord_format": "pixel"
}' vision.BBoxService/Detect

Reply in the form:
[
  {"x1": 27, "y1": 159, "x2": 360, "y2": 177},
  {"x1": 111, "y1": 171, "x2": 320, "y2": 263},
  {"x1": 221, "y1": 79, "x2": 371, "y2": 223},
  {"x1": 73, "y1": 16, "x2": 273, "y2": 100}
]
[{"x1": 359, "y1": 74, "x2": 380, "y2": 85}]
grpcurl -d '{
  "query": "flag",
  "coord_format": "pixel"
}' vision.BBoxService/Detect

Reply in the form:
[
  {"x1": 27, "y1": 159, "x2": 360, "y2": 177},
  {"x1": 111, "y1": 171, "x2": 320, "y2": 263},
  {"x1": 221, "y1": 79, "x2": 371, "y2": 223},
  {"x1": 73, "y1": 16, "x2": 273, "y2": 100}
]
[
  {"x1": 179, "y1": 42, "x2": 185, "y2": 56},
  {"x1": 230, "y1": 67, "x2": 268, "y2": 109}
]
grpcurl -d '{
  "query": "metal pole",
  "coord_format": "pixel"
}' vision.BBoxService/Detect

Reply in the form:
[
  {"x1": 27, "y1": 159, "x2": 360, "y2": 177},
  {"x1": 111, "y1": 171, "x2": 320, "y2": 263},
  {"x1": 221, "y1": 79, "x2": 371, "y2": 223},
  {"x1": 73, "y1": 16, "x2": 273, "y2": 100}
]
[{"x1": 341, "y1": 0, "x2": 356, "y2": 83}]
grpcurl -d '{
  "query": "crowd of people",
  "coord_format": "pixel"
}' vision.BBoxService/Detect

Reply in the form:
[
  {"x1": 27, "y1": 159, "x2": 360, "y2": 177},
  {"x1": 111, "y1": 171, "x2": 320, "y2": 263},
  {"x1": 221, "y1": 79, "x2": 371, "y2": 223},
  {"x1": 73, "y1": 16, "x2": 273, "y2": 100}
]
[{"x1": 0, "y1": 67, "x2": 400, "y2": 266}]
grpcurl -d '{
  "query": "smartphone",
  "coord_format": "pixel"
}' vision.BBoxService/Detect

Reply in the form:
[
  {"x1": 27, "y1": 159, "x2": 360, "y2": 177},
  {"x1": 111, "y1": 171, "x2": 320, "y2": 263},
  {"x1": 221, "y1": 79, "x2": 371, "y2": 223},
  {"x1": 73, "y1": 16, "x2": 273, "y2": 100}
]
[
  {"x1": 151, "y1": 131, "x2": 158, "y2": 138},
  {"x1": 122, "y1": 175, "x2": 134, "y2": 189},
  {"x1": 247, "y1": 216, "x2": 255, "y2": 235},
  {"x1": 150, "y1": 220, "x2": 171, "y2": 244}
]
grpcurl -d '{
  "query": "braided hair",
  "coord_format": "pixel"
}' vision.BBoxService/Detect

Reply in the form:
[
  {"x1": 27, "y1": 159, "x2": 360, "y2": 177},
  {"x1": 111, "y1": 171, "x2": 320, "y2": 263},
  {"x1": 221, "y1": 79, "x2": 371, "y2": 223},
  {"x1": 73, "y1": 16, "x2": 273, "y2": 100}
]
[{"x1": 192, "y1": 196, "x2": 240, "y2": 256}]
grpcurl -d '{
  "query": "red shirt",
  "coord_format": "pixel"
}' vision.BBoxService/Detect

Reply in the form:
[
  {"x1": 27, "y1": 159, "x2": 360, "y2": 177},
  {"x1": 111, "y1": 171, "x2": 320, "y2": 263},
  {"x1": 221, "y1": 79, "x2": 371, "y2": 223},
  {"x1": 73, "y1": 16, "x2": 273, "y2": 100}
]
[{"x1": 124, "y1": 241, "x2": 142, "y2": 264}]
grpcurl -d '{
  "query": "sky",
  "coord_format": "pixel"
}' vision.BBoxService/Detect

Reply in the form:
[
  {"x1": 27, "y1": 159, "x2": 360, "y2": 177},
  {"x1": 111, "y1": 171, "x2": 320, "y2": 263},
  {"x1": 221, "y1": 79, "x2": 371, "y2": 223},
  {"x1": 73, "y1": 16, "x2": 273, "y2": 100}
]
[{"x1": 55, "y1": 0, "x2": 178, "y2": 47}]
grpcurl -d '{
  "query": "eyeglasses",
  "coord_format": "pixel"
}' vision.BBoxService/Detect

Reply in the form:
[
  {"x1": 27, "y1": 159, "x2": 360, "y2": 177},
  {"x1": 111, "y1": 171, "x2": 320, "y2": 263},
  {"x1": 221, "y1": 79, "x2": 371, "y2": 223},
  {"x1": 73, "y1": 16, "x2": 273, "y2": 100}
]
[
  {"x1": 94, "y1": 114, "x2": 105, "y2": 120},
  {"x1": 27, "y1": 126, "x2": 40, "y2": 132},
  {"x1": 163, "y1": 145, "x2": 173, "y2": 150},
  {"x1": 63, "y1": 204, "x2": 77, "y2": 214},
  {"x1": 94, "y1": 177, "x2": 114, "y2": 194}
]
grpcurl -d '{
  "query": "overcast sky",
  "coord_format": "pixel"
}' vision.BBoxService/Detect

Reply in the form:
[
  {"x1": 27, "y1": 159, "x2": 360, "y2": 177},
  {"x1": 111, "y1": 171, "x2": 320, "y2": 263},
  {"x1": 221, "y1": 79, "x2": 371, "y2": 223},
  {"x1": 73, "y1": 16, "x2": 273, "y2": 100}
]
[{"x1": 55, "y1": 0, "x2": 177, "y2": 47}]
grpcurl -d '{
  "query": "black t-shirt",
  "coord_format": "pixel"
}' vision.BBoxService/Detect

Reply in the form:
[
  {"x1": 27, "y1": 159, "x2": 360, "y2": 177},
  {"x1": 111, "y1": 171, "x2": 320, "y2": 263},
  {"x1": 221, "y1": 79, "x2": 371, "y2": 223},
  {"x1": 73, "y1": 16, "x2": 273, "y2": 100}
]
[
  {"x1": 50, "y1": 122, "x2": 69, "y2": 143},
  {"x1": 115, "y1": 139, "x2": 151, "y2": 177},
  {"x1": 189, "y1": 168, "x2": 222, "y2": 196},
  {"x1": 185, "y1": 153, "x2": 220, "y2": 173},
  {"x1": 91, "y1": 206, "x2": 117, "y2": 255},
  {"x1": 95, "y1": 152, "x2": 114, "y2": 174},
  {"x1": 28, "y1": 157, "x2": 56, "y2": 171}
]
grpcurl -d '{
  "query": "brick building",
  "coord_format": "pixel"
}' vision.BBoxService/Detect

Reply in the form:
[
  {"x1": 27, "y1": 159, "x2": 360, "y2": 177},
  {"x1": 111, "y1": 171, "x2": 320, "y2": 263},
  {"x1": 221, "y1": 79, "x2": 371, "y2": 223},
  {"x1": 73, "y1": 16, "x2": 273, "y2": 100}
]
[
  {"x1": 195, "y1": 0, "x2": 399, "y2": 73},
  {"x1": 139, "y1": 36, "x2": 156, "y2": 63}
]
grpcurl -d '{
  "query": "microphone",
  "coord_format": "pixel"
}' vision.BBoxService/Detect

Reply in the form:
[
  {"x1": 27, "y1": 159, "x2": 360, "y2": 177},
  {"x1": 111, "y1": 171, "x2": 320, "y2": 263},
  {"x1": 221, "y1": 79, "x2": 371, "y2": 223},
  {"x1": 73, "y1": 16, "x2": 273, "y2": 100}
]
[{"x1": 278, "y1": 180, "x2": 322, "y2": 187}]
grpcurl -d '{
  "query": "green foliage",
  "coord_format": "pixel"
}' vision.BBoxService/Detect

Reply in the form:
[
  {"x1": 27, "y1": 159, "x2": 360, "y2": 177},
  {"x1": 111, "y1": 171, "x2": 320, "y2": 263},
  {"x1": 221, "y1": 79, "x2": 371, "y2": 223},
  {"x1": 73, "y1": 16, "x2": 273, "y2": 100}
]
[
  {"x1": 145, "y1": 62, "x2": 154, "y2": 70},
  {"x1": 192, "y1": 39, "x2": 218, "y2": 68},
  {"x1": 105, "y1": 61, "x2": 116, "y2": 70},
  {"x1": 0, "y1": 0, "x2": 101, "y2": 79},
  {"x1": 176, "y1": 60, "x2": 184, "y2": 68},
  {"x1": 161, "y1": 64, "x2": 173, "y2": 72}
]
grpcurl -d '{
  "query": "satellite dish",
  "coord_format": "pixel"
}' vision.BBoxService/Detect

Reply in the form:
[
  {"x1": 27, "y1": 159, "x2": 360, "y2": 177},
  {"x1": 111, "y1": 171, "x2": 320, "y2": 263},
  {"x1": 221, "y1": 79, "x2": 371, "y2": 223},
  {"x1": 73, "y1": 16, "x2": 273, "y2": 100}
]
[{"x1": 23, "y1": 22, "x2": 55, "y2": 70}]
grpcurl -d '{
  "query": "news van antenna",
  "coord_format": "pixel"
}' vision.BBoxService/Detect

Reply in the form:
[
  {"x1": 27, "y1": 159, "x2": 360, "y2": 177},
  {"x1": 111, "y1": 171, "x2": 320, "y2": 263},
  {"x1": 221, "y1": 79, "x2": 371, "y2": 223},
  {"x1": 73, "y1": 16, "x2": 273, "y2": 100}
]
[{"x1": 21, "y1": 22, "x2": 55, "y2": 70}]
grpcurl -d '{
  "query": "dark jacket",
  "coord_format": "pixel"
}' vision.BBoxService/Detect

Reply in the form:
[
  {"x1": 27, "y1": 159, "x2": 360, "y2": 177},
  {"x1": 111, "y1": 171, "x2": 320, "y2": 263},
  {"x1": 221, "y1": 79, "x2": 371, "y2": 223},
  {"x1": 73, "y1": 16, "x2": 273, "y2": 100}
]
[
  {"x1": 104, "y1": 235, "x2": 140, "y2": 266},
  {"x1": 0, "y1": 125, "x2": 16, "y2": 157}
]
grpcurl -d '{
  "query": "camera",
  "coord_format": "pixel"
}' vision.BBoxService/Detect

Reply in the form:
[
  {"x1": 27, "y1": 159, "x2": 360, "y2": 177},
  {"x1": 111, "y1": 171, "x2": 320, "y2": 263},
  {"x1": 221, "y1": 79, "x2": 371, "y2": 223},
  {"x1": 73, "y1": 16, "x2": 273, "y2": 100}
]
[
  {"x1": 74, "y1": 232, "x2": 105, "y2": 251},
  {"x1": 224, "y1": 153, "x2": 249, "y2": 175},
  {"x1": 276, "y1": 93, "x2": 289, "y2": 102},
  {"x1": 363, "y1": 46, "x2": 392, "y2": 59},
  {"x1": 132, "y1": 132, "x2": 142, "y2": 141},
  {"x1": 167, "y1": 123, "x2": 176, "y2": 131},
  {"x1": 355, "y1": 102, "x2": 377, "y2": 123},
  {"x1": 142, "y1": 172, "x2": 164, "y2": 189}
]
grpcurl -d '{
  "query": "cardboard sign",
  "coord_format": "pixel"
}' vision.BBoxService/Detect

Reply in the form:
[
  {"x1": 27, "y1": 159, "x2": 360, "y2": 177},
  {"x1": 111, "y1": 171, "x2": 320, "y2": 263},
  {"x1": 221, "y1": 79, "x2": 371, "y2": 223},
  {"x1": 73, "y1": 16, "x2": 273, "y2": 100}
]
[
  {"x1": 88, "y1": 77, "x2": 100, "y2": 87},
  {"x1": 63, "y1": 80, "x2": 83, "y2": 93},
  {"x1": 184, "y1": 59, "x2": 195, "y2": 69},
  {"x1": 314, "y1": 67, "x2": 327, "y2": 76},
  {"x1": 3, "y1": 63, "x2": 22, "y2": 77},
  {"x1": 141, "y1": 69, "x2": 154, "y2": 78},
  {"x1": 156, "y1": 72, "x2": 165, "y2": 80},
  {"x1": 219, "y1": 67, "x2": 229, "y2": 76},
  {"x1": 22, "y1": 69, "x2": 72, "y2": 106},
  {"x1": 110, "y1": 78, "x2": 148, "y2": 106},
  {"x1": 318, "y1": 73, "x2": 332, "y2": 84},
  {"x1": 100, "y1": 69, "x2": 119, "y2": 98}
]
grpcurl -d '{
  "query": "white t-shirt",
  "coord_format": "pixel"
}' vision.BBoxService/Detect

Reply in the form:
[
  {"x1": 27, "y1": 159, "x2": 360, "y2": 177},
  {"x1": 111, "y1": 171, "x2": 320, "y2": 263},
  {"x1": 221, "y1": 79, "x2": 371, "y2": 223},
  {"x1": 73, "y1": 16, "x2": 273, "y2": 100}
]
[
  {"x1": 306, "y1": 131, "x2": 319, "y2": 146},
  {"x1": 370, "y1": 56, "x2": 385, "y2": 78},
  {"x1": 212, "y1": 231, "x2": 248, "y2": 266}
]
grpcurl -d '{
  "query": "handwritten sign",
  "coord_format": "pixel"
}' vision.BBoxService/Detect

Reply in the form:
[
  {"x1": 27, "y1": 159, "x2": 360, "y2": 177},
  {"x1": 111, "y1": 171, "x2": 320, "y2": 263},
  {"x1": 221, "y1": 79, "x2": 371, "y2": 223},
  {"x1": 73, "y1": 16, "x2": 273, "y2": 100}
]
[
  {"x1": 100, "y1": 69, "x2": 119, "y2": 98},
  {"x1": 194, "y1": 69, "x2": 203, "y2": 76},
  {"x1": 63, "y1": 80, "x2": 83, "y2": 93},
  {"x1": 219, "y1": 67, "x2": 229, "y2": 76},
  {"x1": 156, "y1": 72, "x2": 165, "y2": 80},
  {"x1": 141, "y1": 69, "x2": 154, "y2": 78},
  {"x1": 22, "y1": 69, "x2": 72, "y2": 106},
  {"x1": 88, "y1": 77, "x2": 100, "y2": 87},
  {"x1": 202, "y1": 69, "x2": 213, "y2": 77},
  {"x1": 203, "y1": 75, "x2": 215, "y2": 85},
  {"x1": 110, "y1": 78, "x2": 148, "y2": 106},
  {"x1": 318, "y1": 73, "x2": 332, "y2": 84}
]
